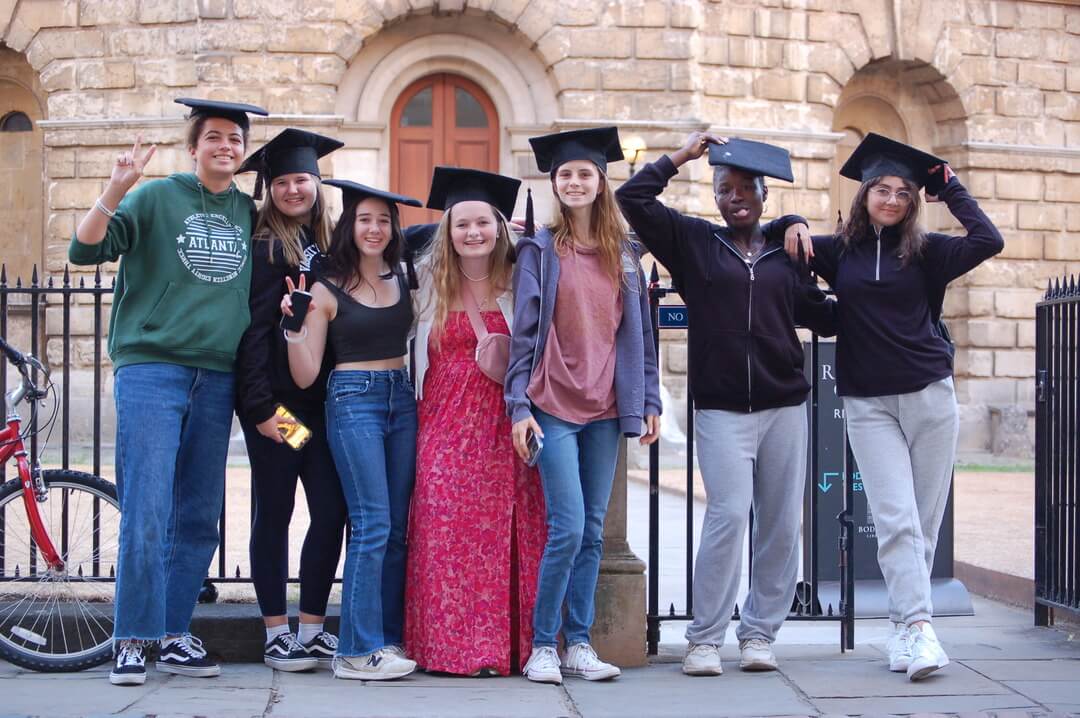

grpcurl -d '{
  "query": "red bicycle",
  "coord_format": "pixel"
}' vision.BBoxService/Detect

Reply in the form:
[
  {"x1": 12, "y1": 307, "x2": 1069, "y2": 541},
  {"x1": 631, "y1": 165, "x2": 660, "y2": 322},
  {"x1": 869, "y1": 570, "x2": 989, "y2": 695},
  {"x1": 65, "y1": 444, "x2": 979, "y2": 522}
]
[{"x1": 0, "y1": 336, "x2": 119, "y2": 671}]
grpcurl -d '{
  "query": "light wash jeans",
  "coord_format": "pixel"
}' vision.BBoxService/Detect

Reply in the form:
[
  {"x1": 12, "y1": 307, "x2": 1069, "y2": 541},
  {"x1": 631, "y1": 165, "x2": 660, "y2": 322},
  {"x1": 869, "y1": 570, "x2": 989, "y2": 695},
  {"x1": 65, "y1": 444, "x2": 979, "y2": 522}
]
[
  {"x1": 531, "y1": 408, "x2": 621, "y2": 648},
  {"x1": 112, "y1": 363, "x2": 234, "y2": 642},
  {"x1": 325, "y1": 369, "x2": 417, "y2": 657}
]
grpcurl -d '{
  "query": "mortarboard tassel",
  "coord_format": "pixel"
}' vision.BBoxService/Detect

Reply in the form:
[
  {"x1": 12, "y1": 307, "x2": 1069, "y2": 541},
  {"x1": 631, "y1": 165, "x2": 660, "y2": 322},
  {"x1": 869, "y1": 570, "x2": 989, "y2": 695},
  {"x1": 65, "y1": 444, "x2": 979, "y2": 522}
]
[
  {"x1": 524, "y1": 187, "x2": 535, "y2": 237},
  {"x1": 253, "y1": 171, "x2": 264, "y2": 201},
  {"x1": 835, "y1": 210, "x2": 843, "y2": 234},
  {"x1": 405, "y1": 247, "x2": 418, "y2": 291}
]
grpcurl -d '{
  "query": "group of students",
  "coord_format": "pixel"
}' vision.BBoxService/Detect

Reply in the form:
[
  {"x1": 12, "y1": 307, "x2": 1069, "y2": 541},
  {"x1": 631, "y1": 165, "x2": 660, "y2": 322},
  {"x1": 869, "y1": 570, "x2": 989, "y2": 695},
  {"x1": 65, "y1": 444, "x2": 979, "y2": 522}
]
[{"x1": 67, "y1": 96, "x2": 1003, "y2": 689}]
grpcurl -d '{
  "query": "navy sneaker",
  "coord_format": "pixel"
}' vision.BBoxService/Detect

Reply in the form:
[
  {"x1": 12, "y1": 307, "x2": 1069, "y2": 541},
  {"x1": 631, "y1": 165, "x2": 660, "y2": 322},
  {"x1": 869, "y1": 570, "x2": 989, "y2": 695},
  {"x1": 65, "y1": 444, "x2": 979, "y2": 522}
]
[
  {"x1": 156, "y1": 634, "x2": 220, "y2": 677},
  {"x1": 264, "y1": 632, "x2": 318, "y2": 672},
  {"x1": 109, "y1": 641, "x2": 146, "y2": 686},
  {"x1": 302, "y1": 631, "x2": 338, "y2": 667}
]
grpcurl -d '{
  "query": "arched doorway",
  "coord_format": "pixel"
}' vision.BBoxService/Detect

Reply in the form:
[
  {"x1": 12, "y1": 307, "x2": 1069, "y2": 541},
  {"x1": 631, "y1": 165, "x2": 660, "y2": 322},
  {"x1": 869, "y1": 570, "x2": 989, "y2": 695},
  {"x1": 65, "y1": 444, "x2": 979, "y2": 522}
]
[
  {"x1": 0, "y1": 50, "x2": 45, "y2": 284},
  {"x1": 390, "y1": 73, "x2": 499, "y2": 225},
  {"x1": 831, "y1": 95, "x2": 909, "y2": 225}
]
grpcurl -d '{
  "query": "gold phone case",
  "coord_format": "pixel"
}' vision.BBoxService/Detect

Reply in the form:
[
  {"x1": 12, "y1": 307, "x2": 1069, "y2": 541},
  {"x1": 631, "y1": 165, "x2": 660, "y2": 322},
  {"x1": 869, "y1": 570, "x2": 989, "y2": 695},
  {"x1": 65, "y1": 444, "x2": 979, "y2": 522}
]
[{"x1": 275, "y1": 404, "x2": 312, "y2": 451}]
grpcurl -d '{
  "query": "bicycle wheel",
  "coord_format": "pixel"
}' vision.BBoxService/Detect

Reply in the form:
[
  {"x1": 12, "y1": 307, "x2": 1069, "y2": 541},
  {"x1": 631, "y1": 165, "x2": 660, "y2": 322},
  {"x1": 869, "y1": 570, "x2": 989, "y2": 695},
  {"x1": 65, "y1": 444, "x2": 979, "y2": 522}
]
[{"x1": 0, "y1": 470, "x2": 119, "y2": 672}]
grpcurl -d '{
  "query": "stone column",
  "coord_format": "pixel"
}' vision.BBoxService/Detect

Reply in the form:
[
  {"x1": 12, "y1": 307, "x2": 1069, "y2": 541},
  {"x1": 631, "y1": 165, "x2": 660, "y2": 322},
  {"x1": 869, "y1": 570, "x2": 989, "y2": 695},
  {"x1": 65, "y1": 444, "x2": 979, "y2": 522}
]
[{"x1": 592, "y1": 440, "x2": 647, "y2": 666}]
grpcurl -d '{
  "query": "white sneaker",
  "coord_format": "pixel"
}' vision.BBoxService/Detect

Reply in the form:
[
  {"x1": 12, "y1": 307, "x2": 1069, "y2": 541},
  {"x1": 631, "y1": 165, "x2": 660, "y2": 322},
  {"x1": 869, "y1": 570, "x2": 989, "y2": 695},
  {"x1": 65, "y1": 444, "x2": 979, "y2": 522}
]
[
  {"x1": 561, "y1": 643, "x2": 621, "y2": 681},
  {"x1": 738, "y1": 638, "x2": 778, "y2": 671},
  {"x1": 682, "y1": 643, "x2": 722, "y2": 676},
  {"x1": 523, "y1": 646, "x2": 562, "y2": 684},
  {"x1": 887, "y1": 621, "x2": 912, "y2": 672},
  {"x1": 332, "y1": 648, "x2": 416, "y2": 680},
  {"x1": 906, "y1": 623, "x2": 949, "y2": 681}
]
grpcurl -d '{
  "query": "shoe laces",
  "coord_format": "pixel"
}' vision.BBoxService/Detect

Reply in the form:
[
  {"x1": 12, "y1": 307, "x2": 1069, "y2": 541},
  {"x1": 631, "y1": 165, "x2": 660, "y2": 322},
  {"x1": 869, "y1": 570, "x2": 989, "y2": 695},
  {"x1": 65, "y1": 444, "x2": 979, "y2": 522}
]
[
  {"x1": 687, "y1": 643, "x2": 717, "y2": 658},
  {"x1": 569, "y1": 643, "x2": 603, "y2": 667},
  {"x1": 741, "y1": 638, "x2": 769, "y2": 651},
  {"x1": 171, "y1": 634, "x2": 207, "y2": 658},
  {"x1": 527, "y1": 646, "x2": 560, "y2": 671},
  {"x1": 116, "y1": 642, "x2": 143, "y2": 667},
  {"x1": 384, "y1": 645, "x2": 404, "y2": 657},
  {"x1": 281, "y1": 633, "x2": 305, "y2": 652},
  {"x1": 315, "y1": 632, "x2": 338, "y2": 650}
]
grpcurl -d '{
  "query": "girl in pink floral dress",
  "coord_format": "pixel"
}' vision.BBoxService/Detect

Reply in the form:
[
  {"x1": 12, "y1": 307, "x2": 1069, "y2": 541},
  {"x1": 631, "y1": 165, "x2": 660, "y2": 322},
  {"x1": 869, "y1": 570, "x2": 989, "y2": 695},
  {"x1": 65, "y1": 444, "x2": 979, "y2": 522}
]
[{"x1": 404, "y1": 167, "x2": 546, "y2": 676}]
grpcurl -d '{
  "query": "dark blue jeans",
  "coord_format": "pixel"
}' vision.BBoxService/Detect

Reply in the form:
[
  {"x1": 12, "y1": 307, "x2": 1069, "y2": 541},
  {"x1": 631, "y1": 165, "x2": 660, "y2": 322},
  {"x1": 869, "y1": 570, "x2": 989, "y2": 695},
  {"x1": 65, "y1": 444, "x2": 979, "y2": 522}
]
[
  {"x1": 531, "y1": 408, "x2": 621, "y2": 648},
  {"x1": 112, "y1": 363, "x2": 234, "y2": 641},
  {"x1": 325, "y1": 369, "x2": 417, "y2": 657}
]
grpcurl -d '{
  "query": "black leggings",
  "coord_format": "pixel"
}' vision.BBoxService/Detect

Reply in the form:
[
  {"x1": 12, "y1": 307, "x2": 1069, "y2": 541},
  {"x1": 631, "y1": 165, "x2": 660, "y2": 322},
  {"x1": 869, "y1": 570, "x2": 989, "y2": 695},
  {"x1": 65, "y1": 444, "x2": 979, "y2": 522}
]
[{"x1": 242, "y1": 406, "x2": 347, "y2": 617}]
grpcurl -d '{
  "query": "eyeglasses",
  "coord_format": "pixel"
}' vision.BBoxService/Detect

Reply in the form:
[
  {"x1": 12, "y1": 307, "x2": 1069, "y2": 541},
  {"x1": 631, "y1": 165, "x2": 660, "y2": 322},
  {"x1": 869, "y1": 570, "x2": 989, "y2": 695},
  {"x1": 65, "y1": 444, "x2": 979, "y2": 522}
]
[{"x1": 870, "y1": 186, "x2": 914, "y2": 204}]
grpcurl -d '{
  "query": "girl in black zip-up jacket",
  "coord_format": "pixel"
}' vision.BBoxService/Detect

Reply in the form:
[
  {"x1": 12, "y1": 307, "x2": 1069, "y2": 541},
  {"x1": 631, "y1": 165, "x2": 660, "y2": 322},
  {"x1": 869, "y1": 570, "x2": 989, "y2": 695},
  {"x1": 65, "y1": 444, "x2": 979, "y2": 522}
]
[
  {"x1": 234, "y1": 129, "x2": 346, "y2": 671},
  {"x1": 615, "y1": 132, "x2": 836, "y2": 677},
  {"x1": 794, "y1": 133, "x2": 1004, "y2": 682}
]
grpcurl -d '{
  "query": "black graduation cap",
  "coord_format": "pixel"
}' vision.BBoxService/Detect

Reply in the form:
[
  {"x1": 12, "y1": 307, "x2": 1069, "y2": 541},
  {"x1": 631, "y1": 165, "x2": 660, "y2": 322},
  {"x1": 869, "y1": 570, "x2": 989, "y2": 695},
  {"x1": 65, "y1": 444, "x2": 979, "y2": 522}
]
[
  {"x1": 322, "y1": 179, "x2": 422, "y2": 209},
  {"x1": 238, "y1": 129, "x2": 343, "y2": 200},
  {"x1": 707, "y1": 138, "x2": 794, "y2": 182},
  {"x1": 426, "y1": 167, "x2": 521, "y2": 221},
  {"x1": 174, "y1": 97, "x2": 268, "y2": 131},
  {"x1": 839, "y1": 133, "x2": 947, "y2": 190},
  {"x1": 529, "y1": 126, "x2": 625, "y2": 175}
]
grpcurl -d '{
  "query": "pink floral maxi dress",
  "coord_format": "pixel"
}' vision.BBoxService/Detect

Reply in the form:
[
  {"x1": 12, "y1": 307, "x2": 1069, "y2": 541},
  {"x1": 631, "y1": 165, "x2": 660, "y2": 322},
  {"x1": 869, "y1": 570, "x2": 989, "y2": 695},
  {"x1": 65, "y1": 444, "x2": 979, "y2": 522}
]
[{"x1": 405, "y1": 311, "x2": 547, "y2": 675}]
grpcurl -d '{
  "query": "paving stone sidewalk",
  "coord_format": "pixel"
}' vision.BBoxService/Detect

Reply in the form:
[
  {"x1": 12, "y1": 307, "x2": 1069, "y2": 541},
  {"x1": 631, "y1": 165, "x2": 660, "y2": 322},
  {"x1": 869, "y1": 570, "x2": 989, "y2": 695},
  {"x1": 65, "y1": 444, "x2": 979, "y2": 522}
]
[{"x1": 1, "y1": 596, "x2": 1077, "y2": 718}]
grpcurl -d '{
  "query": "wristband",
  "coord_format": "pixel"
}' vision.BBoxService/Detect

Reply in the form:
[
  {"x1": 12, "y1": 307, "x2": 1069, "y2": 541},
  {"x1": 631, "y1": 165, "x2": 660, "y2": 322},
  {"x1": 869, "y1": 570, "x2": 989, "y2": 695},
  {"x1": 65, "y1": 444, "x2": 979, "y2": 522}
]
[
  {"x1": 283, "y1": 327, "x2": 308, "y2": 344},
  {"x1": 94, "y1": 198, "x2": 116, "y2": 218}
]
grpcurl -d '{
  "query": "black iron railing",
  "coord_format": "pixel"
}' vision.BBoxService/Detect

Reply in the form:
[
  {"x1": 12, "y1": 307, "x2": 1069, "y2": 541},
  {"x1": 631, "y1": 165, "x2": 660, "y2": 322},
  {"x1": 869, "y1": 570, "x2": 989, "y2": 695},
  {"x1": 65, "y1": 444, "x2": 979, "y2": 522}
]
[
  {"x1": 1035, "y1": 275, "x2": 1079, "y2": 625},
  {"x1": 646, "y1": 264, "x2": 855, "y2": 654}
]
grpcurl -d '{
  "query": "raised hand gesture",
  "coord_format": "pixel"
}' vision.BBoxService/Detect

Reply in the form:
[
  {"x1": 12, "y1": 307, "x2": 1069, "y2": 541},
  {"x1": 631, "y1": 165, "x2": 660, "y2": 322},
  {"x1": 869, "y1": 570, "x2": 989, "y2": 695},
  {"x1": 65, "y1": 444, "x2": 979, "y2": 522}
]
[
  {"x1": 110, "y1": 135, "x2": 156, "y2": 193},
  {"x1": 671, "y1": 131, "x2": 728, "y2": 167}
]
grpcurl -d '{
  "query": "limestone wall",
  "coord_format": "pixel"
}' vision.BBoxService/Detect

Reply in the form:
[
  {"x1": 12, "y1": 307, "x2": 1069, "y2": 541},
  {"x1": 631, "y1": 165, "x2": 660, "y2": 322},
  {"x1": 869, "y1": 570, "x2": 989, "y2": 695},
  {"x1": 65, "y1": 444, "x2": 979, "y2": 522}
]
[{"x1": 1, "y1": 0, "x2": 1078, "y2": 457}]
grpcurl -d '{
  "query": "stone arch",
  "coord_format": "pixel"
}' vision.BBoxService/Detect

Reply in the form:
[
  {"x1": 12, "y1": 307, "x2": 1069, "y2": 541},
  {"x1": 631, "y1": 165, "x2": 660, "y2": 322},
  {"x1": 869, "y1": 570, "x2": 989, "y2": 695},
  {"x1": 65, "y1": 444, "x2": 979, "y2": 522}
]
[
  {"x1": 0, "y1": 45, "x2": 46, "y2": 283},
  {"x1": 333, "y1": 13, "x2": 559, "y2": 209},
  {"x1": 830, "y1": 58, "x2": 968, "y2": 230}
]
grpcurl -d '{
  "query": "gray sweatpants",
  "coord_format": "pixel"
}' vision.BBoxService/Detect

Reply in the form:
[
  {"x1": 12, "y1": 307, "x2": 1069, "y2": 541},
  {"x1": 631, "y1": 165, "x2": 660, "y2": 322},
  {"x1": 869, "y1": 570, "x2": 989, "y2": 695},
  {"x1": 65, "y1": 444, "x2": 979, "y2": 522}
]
[
  {"x1": 843, "y1": 377, "x2": 959, "y2": 625},
  {"x1": 685, "y1": 404, "x2": 807, "y2": 647}
]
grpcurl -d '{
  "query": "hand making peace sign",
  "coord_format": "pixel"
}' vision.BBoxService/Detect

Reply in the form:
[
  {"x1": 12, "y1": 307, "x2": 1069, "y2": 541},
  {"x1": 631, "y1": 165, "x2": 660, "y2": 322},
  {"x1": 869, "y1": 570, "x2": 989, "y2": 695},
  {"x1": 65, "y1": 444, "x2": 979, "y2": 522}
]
[{"x1": 110, "y1": 135, "x2": 157, "y2": 193}]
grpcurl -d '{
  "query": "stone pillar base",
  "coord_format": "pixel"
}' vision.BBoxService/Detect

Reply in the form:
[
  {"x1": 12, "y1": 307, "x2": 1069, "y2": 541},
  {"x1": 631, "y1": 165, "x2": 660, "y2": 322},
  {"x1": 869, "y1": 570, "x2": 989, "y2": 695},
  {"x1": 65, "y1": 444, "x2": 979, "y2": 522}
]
[{"x1": 592, "y1": 554, "x2": 647, "y2": 667}]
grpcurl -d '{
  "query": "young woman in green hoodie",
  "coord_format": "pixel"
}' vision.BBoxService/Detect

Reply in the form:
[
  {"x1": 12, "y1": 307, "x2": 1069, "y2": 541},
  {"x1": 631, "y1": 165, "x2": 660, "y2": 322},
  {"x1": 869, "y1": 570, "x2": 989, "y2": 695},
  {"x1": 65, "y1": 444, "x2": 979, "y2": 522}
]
[{"x1": 69, "y1": 98, "x2": 267, "y2": 687}]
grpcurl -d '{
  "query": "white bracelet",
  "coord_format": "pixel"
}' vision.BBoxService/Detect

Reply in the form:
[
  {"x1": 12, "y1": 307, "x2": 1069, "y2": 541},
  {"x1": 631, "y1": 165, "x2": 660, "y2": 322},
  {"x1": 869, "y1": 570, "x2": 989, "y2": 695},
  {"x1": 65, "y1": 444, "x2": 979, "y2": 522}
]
[
  {"x1": 283, "y1": 327, "x2": 308, "y2": 344},
  {"x1": 94, "y1": 198, "x2": 116, "y2": 218}
]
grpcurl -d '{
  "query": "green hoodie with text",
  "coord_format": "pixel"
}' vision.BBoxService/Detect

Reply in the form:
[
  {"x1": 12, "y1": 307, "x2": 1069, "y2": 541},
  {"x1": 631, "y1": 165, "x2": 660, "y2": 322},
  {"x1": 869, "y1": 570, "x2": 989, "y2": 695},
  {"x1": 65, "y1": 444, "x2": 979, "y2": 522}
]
[{"x1": 68, "y1": 173, "x2": 255, "y2": 373}]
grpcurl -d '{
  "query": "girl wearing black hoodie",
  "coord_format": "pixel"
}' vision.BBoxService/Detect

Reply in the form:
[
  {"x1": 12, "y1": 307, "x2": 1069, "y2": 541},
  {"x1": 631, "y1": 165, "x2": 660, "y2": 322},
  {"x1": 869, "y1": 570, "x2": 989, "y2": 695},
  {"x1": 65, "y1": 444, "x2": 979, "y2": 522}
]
[
  {"x1": 616, "y1": 132, "x2": 835, "y2": 678},
  {"x1": 791, "y1": 134, "x2": 1004, "y2": 682}
]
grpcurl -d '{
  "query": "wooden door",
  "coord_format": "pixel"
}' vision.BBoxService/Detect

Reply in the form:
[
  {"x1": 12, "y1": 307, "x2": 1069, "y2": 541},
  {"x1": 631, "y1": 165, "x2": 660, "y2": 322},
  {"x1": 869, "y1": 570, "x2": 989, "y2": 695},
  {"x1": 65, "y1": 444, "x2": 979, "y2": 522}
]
[{"x1": 390, "y1": 74, "x2": 499, "y2": 226}]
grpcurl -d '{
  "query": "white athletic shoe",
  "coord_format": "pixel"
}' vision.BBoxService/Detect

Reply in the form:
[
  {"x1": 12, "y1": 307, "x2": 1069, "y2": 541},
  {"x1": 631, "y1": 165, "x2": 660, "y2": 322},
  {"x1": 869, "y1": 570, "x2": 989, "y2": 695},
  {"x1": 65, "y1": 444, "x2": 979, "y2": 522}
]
[
  {"x1": 682, "y1": 643, "x2": 722, "y2": 676},
  {"x1": 906, "y1": 623, "x2": 949, "y2": 681},
  {"x1": 887, "y1": 621, "x2": 913, "y2": 672},
  {"x1": 561, "y1": 643, "x2": 621, "y2": 681},
  {"x1": 738, "y1": 638, "x2": 778, "y2": 671},
  {"x1": 332, "y1": 648, "x2": 416, "y2": 680},
  {"x1": 523, "y1": 646, "x2": 562, "y2": 684}
]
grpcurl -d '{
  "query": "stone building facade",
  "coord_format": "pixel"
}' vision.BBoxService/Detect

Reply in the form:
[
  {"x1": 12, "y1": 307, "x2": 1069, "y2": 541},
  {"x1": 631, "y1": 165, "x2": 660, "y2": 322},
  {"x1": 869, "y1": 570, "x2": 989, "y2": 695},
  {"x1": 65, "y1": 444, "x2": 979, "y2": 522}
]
[{"x1": 1, "y1": 0, "x2": 1078, "y2": 458}]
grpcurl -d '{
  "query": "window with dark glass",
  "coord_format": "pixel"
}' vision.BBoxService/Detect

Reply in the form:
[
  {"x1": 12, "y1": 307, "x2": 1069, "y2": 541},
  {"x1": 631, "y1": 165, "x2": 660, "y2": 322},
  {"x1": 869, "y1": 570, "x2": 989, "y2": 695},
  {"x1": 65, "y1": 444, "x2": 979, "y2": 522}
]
[
  {"x1": 0, "y1": 111, "x2": 32, "y2": 132},
  {"x1": 400, "y1": 87, "x2": 433, "y2": 127},
  {"x1": 454, "y1": 88, "x2": 487, "y2": 128}
]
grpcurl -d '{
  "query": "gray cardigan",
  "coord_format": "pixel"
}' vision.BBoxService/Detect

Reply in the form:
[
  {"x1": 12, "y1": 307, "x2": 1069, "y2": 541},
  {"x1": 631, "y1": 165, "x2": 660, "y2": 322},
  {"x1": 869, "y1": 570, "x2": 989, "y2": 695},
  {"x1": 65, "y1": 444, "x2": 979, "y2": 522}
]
[{"x1": 504, "y1": 228, "x2": 662, "y2": 437}]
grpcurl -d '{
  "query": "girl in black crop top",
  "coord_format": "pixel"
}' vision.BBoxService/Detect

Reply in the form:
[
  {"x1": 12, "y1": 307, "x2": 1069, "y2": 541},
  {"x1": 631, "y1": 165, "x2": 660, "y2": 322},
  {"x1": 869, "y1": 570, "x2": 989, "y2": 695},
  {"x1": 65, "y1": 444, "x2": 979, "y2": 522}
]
[{"x1": 281, "y1": 182, "x2": 424, "y2": 680}]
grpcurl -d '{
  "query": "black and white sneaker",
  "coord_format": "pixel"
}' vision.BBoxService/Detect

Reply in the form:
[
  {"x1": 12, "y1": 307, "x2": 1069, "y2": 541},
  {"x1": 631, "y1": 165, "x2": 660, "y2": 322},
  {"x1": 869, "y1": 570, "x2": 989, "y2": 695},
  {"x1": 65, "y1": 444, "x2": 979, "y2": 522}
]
[
  {"x1": 302, "y1": 631, "x2": 338, "y2": 667},
  {"x1": 156, "y1": 634, "x2": 221, "y2": 677},
  {"x1": 265, "y1": 632, "x2": 318, "y2": 672},
  {"x1": 109, "y1": 641, "x2": 147, "y2": 686}
]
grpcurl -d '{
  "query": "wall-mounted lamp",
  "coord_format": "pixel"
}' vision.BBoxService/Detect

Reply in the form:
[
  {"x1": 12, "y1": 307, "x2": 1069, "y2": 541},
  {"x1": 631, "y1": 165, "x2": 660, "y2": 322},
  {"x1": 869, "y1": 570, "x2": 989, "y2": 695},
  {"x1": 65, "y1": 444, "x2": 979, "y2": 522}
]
[{"x1": 621, "y1": 135, "x2": 647, "y2": 176}]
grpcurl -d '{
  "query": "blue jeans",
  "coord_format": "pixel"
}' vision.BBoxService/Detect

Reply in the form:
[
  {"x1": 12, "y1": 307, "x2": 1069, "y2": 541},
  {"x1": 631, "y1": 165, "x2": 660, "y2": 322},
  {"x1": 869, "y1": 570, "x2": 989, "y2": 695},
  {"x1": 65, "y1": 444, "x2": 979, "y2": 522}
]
[
  {"x1": 531, "y1": 408, "x2": 621, "y2": 648},
  {"x1": 112, "y1": 363, "x2": 234, "y2": 642},
  {"x1": 325, "y1": 369, "x2": 417, "y2": 657}
]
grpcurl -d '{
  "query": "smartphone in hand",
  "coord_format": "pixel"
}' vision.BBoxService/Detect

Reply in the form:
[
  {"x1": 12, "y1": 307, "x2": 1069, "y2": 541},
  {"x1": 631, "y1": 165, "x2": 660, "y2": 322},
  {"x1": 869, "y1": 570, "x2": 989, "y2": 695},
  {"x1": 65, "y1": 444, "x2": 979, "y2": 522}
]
[
  {"x1": 280, "y1": 290, "x2": 313, "y2": 333},
  {"x1": 525, "y1": 430, "x2": 544, "y2": 467}
]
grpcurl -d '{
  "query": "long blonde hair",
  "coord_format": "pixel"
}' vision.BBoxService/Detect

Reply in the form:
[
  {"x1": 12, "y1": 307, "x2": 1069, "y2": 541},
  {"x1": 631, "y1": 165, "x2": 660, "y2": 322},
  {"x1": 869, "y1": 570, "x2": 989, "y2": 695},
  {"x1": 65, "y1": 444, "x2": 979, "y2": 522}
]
[
  {"x1": 420, "y1": 203, "x2": 516, "y2": 346},
  {"x1": 253, "y1": 176, "x2": 333, "y2": 267},
  {"x1": 548, "y1": 170, "x2": 627, "y2": 286}
]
